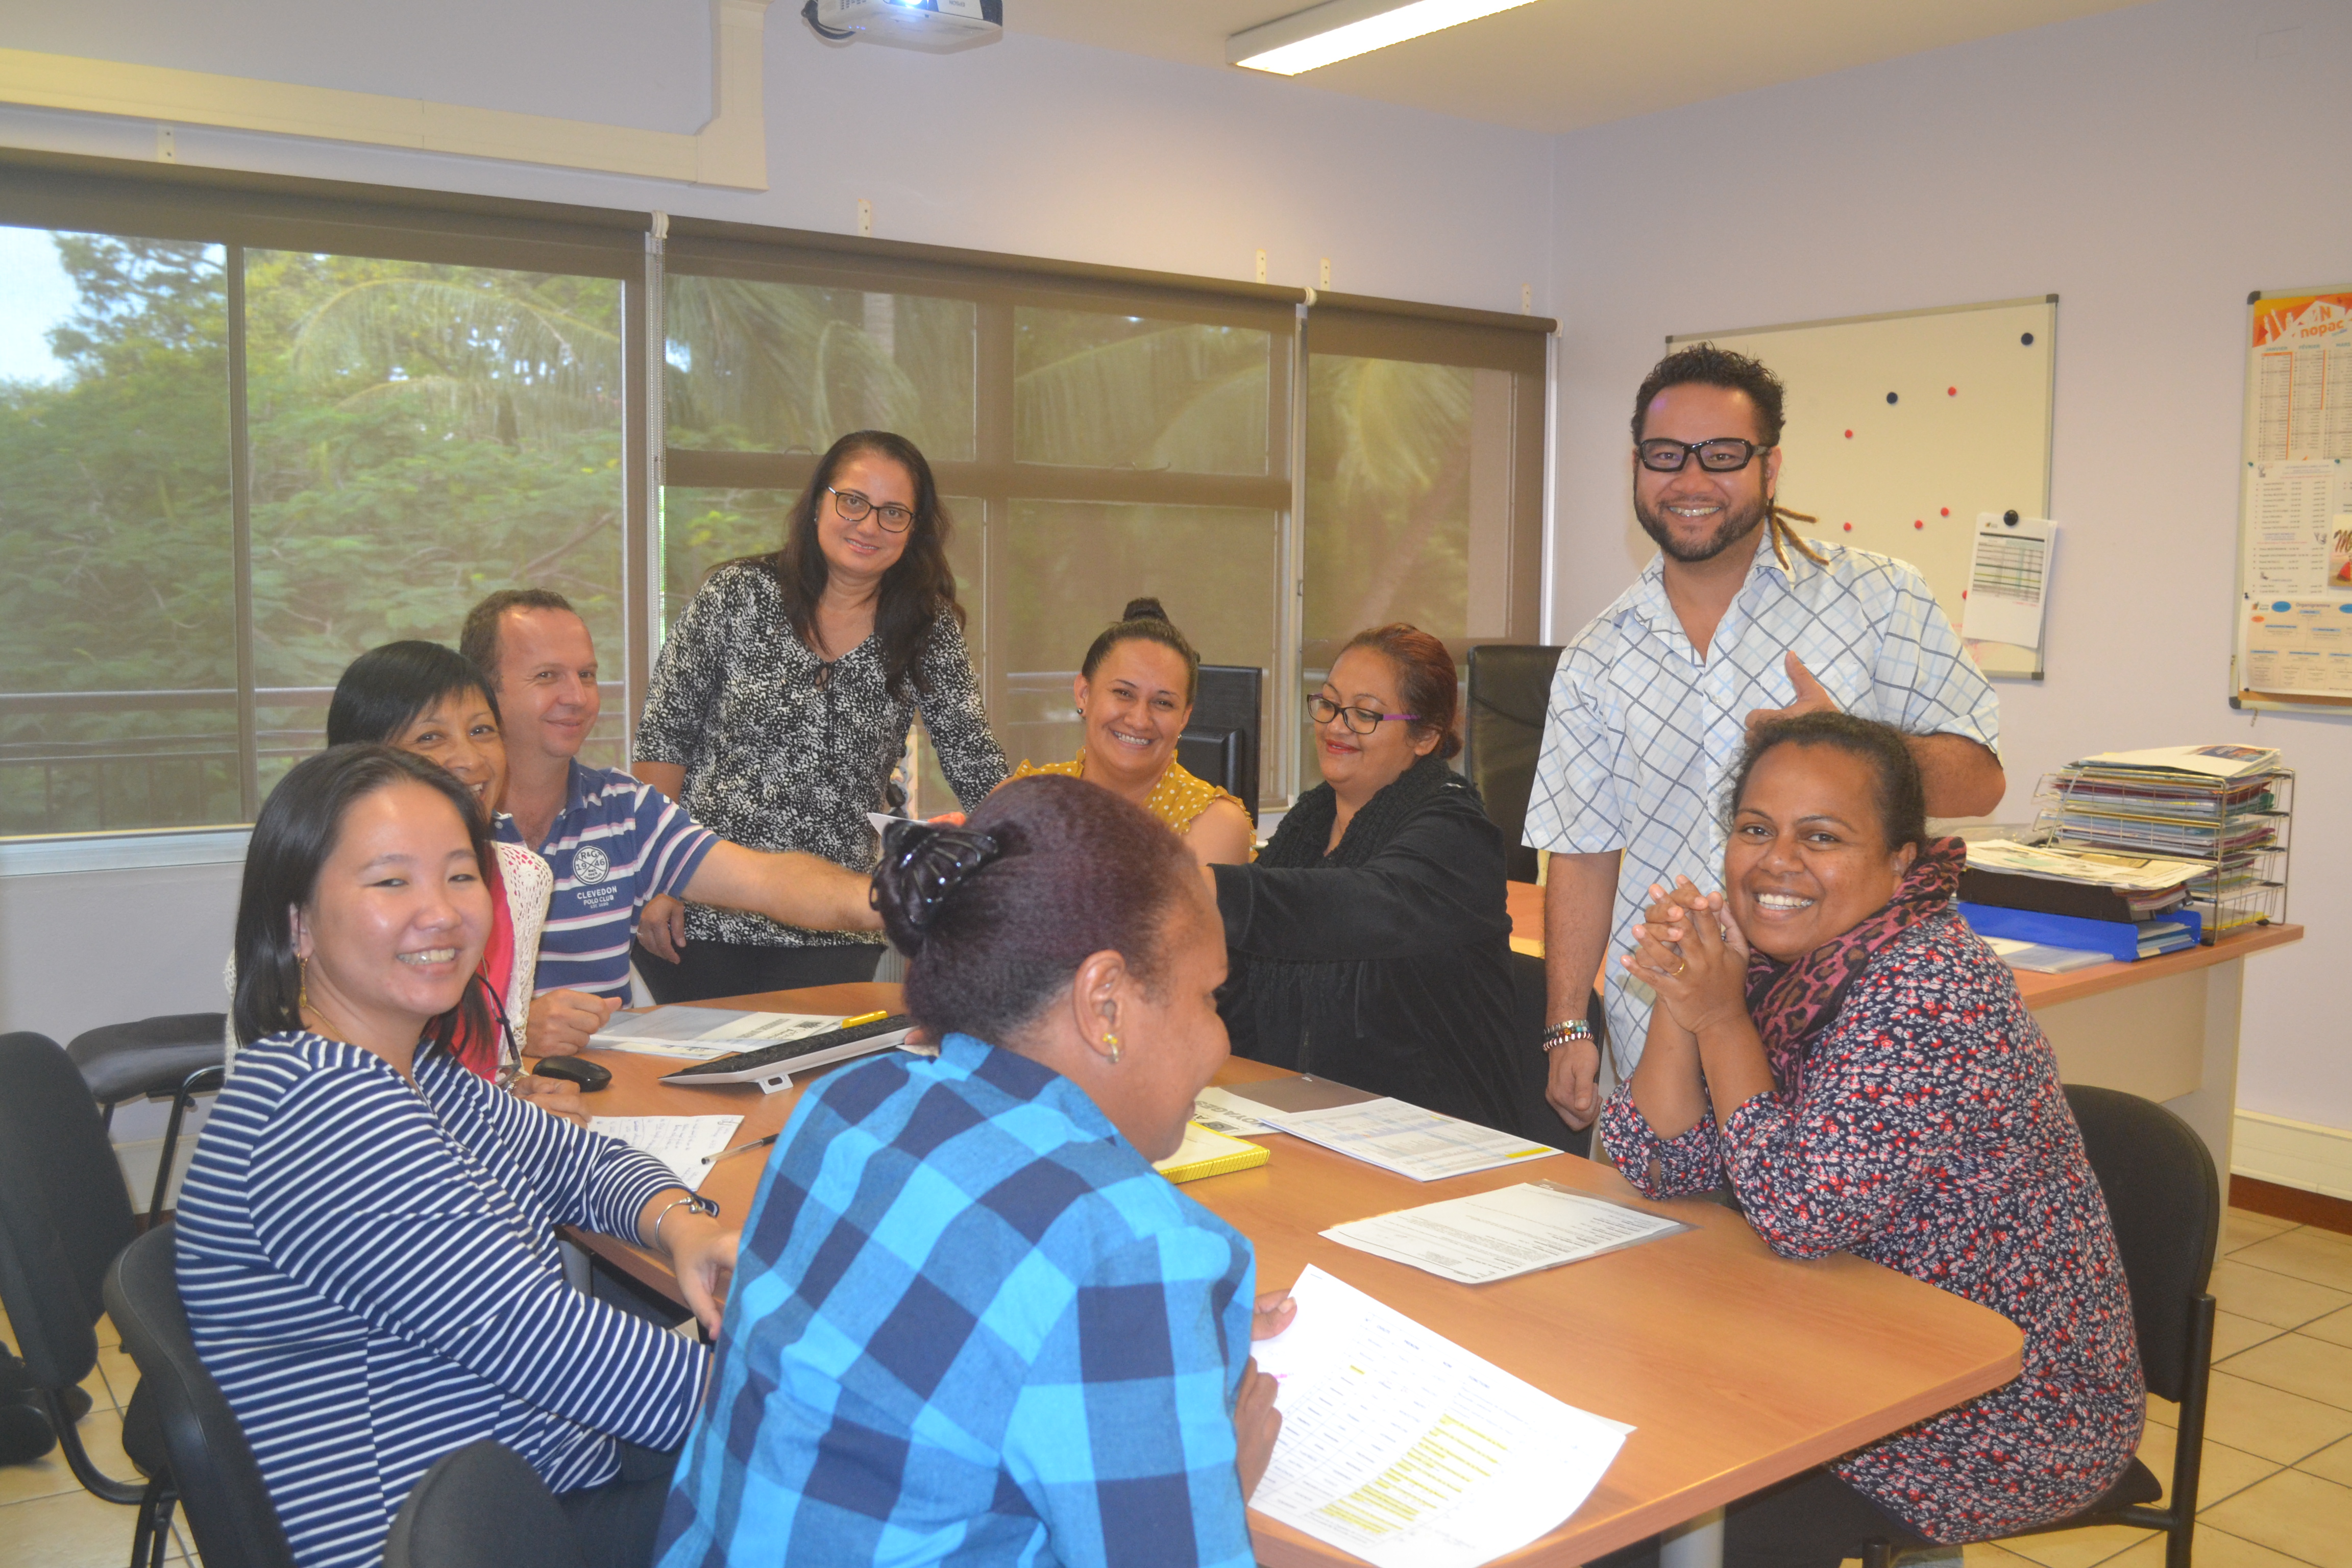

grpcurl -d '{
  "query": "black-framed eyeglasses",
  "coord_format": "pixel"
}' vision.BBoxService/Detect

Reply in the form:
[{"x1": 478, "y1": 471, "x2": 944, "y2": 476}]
[
  {"x1": 1307, "y1": 695, "x2": 1420, "y2": 735},
  {"x1": 828, "y1": 486, "x2": 915, "y2": 532},
  {"x1": 1636, "y1": 437, "x2": 1769, "y2": 473}
]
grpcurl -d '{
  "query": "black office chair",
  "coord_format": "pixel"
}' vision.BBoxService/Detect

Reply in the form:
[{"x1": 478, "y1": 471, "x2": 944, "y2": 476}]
[
  {"x1": 0, "y1": 1031, "x2": 174, "y2": 1565},
  {"x1": 1864, "y1": 1086, "x2": 2217, "y2": 1568},
  {"x1": 1463, "y1": 645, "x2": 1563, "y2": 884},
  {"x1": 1507, "y1": 952, "x2": 1599, "y2": 1159},
  {"x1": 385, "y1": 1439, "x2": 588, "y2": 1568},
  {"x1": 105, "y1": 1224, "x2": 298, "y2": 1568},
  {"x1": 1179, "y1": 663, "x2": 1264, "y2": 825},
  {"x1": 66, "y1": 1013, "x2": 227, "y2": 1223}
]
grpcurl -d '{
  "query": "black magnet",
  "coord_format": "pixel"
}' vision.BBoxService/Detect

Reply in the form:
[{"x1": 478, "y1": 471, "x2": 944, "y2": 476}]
[
  {"x1": 1886, "y1": 391, "x2": 1898, "y2": 404},
  {"x1": 2021, "y1": 332, "x2": 2034, "y2": 346},
  {"x1": 2003, "y1": 510, "x2": 2020, "y2": 526}
]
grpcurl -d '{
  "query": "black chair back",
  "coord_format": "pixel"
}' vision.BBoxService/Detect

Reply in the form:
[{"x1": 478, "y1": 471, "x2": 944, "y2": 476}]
[
  {"x1": 0, "y1": 1032, "x2": 139, "y2": 1400},
  {"x1": 1181, "y1": 663, "x2": 1264, "y2": 824},
  {"x1": 385, "y1": 1439, "x2": 586, "y2": 1568},
  {"x1": 2062, "y1": 1085, "x2": 2220, "y2": 1404},
  {"x1": 1464, "y1": 645, "x2": 1563, "y2": 884},
  {"x1": 104, "y1": 1225, "x2": 298, "y2": 1568}
]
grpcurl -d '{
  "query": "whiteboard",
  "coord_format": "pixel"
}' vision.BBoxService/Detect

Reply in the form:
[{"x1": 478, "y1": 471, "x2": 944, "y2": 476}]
[
  {"x1": 2232, "y1": 284, "x2": 2352, "y2": 713},
  {"x1": 1668, "y1": 296, "x2": 2057, "y2": 678}
]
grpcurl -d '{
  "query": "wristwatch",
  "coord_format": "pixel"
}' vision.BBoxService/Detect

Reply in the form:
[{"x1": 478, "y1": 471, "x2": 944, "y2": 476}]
[{"x1": 1538, "y1": 1019, "x2": 1595, "y2": 1054}]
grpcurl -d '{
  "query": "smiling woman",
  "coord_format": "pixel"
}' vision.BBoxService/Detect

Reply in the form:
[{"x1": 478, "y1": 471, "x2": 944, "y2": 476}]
[{"x1": 1591, "y1": 712, "x2": 2144, "y2": 1565}]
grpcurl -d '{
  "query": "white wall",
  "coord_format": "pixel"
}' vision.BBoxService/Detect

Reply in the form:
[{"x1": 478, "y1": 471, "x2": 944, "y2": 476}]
[
  {"x1": 0, "y1": 8, "x2": 1555, "y2": 1046},
  {"x1": 1546, "y1": 0, "x2": 2351, "y2": 1129}
]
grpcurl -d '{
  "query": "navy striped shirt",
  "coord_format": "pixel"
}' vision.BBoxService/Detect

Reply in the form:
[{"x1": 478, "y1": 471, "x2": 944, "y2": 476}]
[
  {"x1": 498, "y1": 761, "x2": 718, "y2": 998},
  {"x1": 177, "y1": 1030, "x2": 709, "y2": 1568}
]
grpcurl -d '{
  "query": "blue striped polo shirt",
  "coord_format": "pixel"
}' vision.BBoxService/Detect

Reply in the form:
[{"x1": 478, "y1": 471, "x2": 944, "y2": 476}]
[{"x1": 498, "y1": 761, "x2": 718, "y2": 998}]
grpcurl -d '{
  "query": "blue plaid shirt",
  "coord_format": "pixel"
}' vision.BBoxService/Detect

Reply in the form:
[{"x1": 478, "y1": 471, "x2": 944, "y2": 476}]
[{"x1": 654, "y1": 1034, "x2": 1260, "y2": 1568}]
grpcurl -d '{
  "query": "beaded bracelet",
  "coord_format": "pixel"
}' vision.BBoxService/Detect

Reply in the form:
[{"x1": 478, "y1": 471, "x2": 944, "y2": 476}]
[{"x1": 1538, "y1": 1019, "x2": 1595, "y2": 1054}]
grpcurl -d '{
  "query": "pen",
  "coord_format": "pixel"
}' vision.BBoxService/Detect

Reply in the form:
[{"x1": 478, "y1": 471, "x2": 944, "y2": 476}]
[
  {"x1": 839, "y1": 1010, "x2": 891, "y2": 1028},
  {"x1": 702, "y1": 1132, "x2": 780, "y2": 1167}
]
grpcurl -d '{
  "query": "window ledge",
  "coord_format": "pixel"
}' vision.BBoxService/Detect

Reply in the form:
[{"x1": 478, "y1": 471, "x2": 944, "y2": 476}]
[{"x1": 0, "y1": 826, "x2": 250, "y2": 878}]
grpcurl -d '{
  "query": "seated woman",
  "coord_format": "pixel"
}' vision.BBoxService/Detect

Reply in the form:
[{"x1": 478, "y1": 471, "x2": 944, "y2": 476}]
[
  {"x1": 655, "y1": 775, "x2": 1291, "y2": 1567},
  {"x1": 1210, "y1": 625, "x2": 1518, "y2": 1131},
  {"x1": 179, "y1": 745, "x2": 738, "y2": 1568},
  {"x1": 1006, "y1": 597, "x2": 1255, "y2": 865},
  {"x1": 1598, "y1": 713, "x2": 2142, "y2": 1565}
]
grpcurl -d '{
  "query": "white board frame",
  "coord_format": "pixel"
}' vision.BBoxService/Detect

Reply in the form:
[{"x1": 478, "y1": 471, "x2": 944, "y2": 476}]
[{"x1": 1668, "y1": 294, "x2": 2058, "y2": 679}]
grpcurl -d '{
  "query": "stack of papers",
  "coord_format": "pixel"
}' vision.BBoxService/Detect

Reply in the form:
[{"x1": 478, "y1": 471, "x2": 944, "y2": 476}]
[
  {"x1": 588, "y1": 1008, "x2": 843, "y2": 1061},
  {"x1": 1324, "y1": 1182, "x2": 1688, "y2": 1285},
  {"x1": 1249, "y1": 1097, "x2": 1558, "y2": 1183},
  {"x1": 591, "y1": 1115, "x2": 743, "y2": 1193},
  {"x1": 1153, "y1": 1122, "x2": 1270, "y2": 1184},
  {"x1": 1251, "y1": 1266, "x2": 1630, "y2": 1568}
]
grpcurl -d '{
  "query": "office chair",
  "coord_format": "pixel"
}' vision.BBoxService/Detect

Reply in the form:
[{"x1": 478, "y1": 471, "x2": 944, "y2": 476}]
[
  {"x1": 385, "y1": 1439, "x2": 589, "y2": 1568},
  {"x1": 1865, "y1": 1086, "x2": 2216, "y2": 1568},
  {"x1": 1463, "y1": 645, "x2": 1563, "y2": 884},
  {"x1": 1507, "y1": 951, "x2": 1599, "y2": 1159},
  {"x1": 105, "y1": 1224, "x2": 299, "y2": 1568},
  {"x1": 0, "y1": 1031, "x2": 174, "y2": 1566},
  {"x1": 66, "y1": 1013, "x2": 226, "y2": 1223},
  {"x1": 1179, "y1": 663, "x2": 1265, "y2": 825}
]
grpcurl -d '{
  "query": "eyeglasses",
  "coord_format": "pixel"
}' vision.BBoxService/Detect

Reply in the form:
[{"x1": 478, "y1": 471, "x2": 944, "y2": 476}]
[
  {"x1": 828, "y1": 486, "x2": 915, "y2": 533},
  {"x1": 1307, "y1": 695, "x2": 1421, "y2": 734},
  {"x1": 1636, "y1": 437, "x2": 1769, "y2": 474}
]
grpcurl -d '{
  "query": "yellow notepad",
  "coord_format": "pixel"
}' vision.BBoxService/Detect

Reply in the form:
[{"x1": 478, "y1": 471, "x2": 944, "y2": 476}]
[{"x1": 1154, "y1": 1121, "x2": 1271, "y2": 1184}]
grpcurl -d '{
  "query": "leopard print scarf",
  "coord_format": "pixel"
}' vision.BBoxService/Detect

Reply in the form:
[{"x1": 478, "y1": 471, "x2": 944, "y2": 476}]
[{"x1": 1742, "y1": 835, "x2": 1967, "y2": 1088}]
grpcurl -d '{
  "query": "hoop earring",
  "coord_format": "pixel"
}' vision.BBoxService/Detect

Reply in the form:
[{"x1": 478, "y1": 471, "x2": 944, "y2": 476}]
[{"x1": 1104, "y1": 1032, "x2": 1120, "y2": 1065}]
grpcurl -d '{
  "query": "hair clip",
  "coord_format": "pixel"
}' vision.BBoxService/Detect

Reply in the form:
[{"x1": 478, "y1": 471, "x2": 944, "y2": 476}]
[{"x1": 878, "y1": 819, "x2": 1001, "y2": 935}]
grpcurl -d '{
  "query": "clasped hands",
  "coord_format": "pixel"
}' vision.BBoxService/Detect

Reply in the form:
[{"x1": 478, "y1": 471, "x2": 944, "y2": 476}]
[{"x1": 1625, "y1": 876, "x2": 1752, "y2": 1039}]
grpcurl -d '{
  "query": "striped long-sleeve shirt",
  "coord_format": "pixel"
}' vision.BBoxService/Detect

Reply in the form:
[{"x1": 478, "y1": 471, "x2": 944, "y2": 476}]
[{"x1": 177, "y1": 1030, "x2": 710, "y2": 1568}]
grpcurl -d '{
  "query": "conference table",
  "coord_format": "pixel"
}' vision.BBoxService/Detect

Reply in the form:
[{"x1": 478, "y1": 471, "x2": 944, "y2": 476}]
[
  {"x1": 1503, "y1": 879, "x2": 2305, "y2": 1196},
  {"x1": 564, "y1": 981, "x2": 2022, "y2": 1566}
]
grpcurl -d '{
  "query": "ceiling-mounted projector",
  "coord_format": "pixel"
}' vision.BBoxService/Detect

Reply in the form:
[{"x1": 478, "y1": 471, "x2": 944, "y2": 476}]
[{"x1": 806, "y1": 0, "x2": 1002, "y2": 47}]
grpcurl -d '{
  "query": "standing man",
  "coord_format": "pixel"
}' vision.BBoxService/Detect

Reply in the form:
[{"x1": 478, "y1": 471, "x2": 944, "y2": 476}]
[
  {"x1": 1528, "y1": 345, "x2": 2003, "y2": 1128},
  {"x1": 459, "y1": 589, "x2": 882, "y2": 1054}
]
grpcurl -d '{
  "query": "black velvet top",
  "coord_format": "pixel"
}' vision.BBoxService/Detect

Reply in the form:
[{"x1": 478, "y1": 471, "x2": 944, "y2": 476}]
[{"x1": 1210, "y1": 780, "x2": 1520, "y2": 1132}]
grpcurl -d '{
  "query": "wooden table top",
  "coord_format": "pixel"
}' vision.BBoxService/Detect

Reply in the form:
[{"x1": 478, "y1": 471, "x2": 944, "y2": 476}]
[
  {"x1": 562, "y1": 984, "x2": 2023, "y2": 1565},
  {"x1": 1502, "y1": 877, "x2": 2304, "y2": 1011}
]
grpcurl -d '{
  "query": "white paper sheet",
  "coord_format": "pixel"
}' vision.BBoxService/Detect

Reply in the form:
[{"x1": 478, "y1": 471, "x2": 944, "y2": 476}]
[
  {"x1": 1321, "y1": 1181, "x2": 1688, "y2": 1285},
  {"x1": 1253, "y1": 1098, "x2": 1557, "y2": 1183},
  {"x1": 1963, "y1": 840, "x2": 2208, "y2": 891},
  {"x1": 589, "y1": 1008, "x2": 843, "y2": 1061},
  {"x1": 1961, "y1": 512, "x2": 2056, "y2": 649},
  {"x1": 1250, "y1": 1266, "x2": 1630, "y2": 1568},
  {"x1": 1192, "y1": 1086, "x2": 1278, "y2": 1136},
  {"x1": 591, "y1": 1115, "x2": 744, "y2": 1193}
]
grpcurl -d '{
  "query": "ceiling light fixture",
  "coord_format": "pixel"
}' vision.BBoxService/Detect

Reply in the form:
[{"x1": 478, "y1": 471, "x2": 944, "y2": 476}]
[{"x1": 1227, "y1": 0, "x2": 1542, "y2": 76}]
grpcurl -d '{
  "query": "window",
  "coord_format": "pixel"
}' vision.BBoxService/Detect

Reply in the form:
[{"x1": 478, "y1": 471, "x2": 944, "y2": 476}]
[{"x1": 1299, "y1": 302, "x2": 1548, "y2": 773}]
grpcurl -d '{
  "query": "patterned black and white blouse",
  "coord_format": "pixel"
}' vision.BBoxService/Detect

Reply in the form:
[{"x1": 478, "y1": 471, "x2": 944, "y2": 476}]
[{"x1": 635, "y1": 560, "x2": 1008, "y2": 949}]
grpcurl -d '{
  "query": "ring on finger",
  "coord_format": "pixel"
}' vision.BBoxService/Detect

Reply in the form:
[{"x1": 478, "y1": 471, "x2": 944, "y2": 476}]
[{"x1": 1673, "y1": 960, "x2": 1688, "y2": 977}]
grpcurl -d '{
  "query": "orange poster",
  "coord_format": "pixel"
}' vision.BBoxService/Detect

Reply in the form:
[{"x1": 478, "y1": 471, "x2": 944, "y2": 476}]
[{"x1": 2249, "y1": 292, "x2": 2352, "y2": 462}]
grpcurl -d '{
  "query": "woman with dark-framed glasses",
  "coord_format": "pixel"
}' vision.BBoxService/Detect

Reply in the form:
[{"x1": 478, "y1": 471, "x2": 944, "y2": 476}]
[
  {"x1": 1209, "y1": 624, "x2": 1522, "y2": 1132},
  {"x1": 632, "y1": 429, "x2": 1007, "y2": 1001}
]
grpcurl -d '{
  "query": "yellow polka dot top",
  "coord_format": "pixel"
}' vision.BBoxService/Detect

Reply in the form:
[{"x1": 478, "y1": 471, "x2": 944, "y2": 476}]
[{"x1": 1007, "y1": 751, "x2": 1248, "y2": 841}]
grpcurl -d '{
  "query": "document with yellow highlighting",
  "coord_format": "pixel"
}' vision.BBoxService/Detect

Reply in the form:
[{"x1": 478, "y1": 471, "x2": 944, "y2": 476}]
[{"x1": 1248, "y1": 1266, "x2": 1630, "y2": 1568}]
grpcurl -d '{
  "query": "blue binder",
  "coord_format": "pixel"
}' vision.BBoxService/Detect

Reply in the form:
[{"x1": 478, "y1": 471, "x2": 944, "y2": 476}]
[{"x1": 1958, "y1": 903, "x2": 2202, "y2": 964}]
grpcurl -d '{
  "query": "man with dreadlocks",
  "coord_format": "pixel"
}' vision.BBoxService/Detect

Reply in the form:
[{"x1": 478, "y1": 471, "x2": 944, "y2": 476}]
[{"x1": 1525, "y1": 344, "x2": 2003, "y2": 1131}]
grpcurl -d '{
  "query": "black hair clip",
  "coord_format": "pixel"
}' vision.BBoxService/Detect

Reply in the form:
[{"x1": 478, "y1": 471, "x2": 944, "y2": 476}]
[{"x1": 876, "y1": 819, "x2": 1001, "y2": 937}]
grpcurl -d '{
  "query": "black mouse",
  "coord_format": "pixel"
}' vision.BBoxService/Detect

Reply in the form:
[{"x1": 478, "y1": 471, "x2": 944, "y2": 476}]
[{"x1": 531, "y1": 1056, "x2": 611, "y2": 1092}]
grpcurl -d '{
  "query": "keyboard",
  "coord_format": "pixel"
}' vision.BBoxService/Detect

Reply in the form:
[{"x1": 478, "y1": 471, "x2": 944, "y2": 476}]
[{"x1": 660, "y1": 1013, "x2": 916, "y2": 1094}]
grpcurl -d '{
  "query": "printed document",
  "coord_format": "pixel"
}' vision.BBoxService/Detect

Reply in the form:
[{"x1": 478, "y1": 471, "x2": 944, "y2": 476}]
[
  {"x1": 1250, "y1": 1266, "x2": 1630, "y2": 1568},
  {"x1": 1253, "y1": 1098, "x2": 1557, "y2": 1182},
  {"x1": 589, "y1": 1008, "x2": 842, "y2": 1061},
  {"x1": 590, "y1": 1115, "x2": 743, "y2": 1193},
  {"x1": 1322, "y1": 1182, "x2": 1688, "y2": 1285},
  {"x1": 1192, "y1": 1085, "x2": 1279, "y2": 1136},
  {"x1": 1961, "y1": 513, "x2": 2055, "y2": 649}
]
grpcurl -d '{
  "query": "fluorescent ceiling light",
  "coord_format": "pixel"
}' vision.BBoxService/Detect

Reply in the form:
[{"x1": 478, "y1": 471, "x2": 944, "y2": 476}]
[{"x1": 1228, "y1": 0, "x2": 1541, "y2": 76}]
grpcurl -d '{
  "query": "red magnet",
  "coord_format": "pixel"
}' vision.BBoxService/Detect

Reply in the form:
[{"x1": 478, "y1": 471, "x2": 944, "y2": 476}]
[
  {"x1": 1843, "y1": 522, "x2": 1853, "y2": 531},
  {"x1": 1844, "y1": 429, "x2": 1854, "y2": 438},
  {"x1": 1914, "y1": 520, "x2": 1924, "y2": 529},
  {"x1": 1948, "y1": 386, "x2": 1957, "y2": 396},
  {"x1": 1940, "y1": 507, "x2": 1949, "y2": 517}
]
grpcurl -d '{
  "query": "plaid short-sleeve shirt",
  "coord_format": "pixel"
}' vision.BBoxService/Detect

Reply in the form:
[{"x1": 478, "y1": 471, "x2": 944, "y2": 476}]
[
  {"x1": 1523, "y1": 541, "x2": 1998, "y2": 1073},
  {"x1": 654, "y1": 1034, "x2": 1259, "y2": 1568}
]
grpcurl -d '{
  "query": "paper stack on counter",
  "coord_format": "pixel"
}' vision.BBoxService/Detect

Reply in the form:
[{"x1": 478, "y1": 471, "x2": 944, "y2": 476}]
[
  {"x1": 591, "y1": 1115, "x2": 743, "y2": 1193},
  {"x1": 588, "y1": 1007, "x2": 844, "y2": 1061},
  {"x1": 1250, "y1": 1266, "x2": 1630, "y2": 1568}
]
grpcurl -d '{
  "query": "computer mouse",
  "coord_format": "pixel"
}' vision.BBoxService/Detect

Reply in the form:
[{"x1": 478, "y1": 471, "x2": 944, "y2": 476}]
[{"x1": 531, "y1": 1056, "x2": 611, "y2": 1092}]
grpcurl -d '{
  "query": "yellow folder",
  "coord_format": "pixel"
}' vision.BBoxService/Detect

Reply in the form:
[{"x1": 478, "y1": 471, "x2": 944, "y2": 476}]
[{"x1": 1153, "y1": 1121, "x2": 1271, "y2": 1184}]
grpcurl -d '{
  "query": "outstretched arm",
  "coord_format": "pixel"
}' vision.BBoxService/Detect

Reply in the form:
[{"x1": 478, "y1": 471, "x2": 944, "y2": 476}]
[{"x1": 682, "y1": 841, "x2": 881, "y2": 934}]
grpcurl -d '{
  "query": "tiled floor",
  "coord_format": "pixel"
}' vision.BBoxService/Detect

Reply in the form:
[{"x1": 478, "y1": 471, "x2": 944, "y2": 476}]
[{"x1": 9, "y1": 1209, "x2": 2352, "y2": 1567}]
